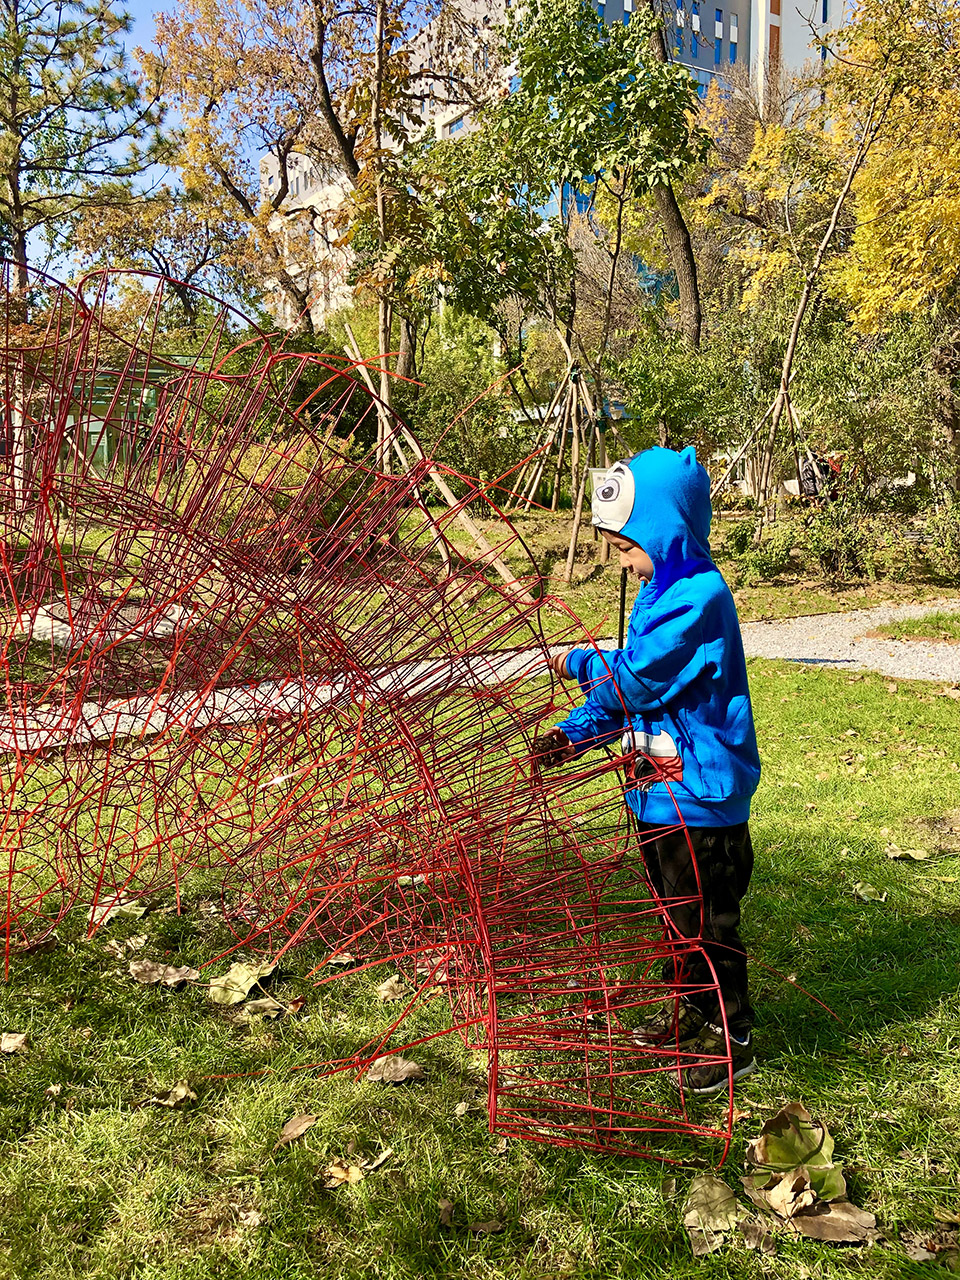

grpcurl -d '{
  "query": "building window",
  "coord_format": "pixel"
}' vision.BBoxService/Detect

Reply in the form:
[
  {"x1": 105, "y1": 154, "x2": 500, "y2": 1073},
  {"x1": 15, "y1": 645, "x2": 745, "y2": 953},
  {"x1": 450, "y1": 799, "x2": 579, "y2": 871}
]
[
  {"x1": 596, "y1": 1, "x2": 605, "y2": 18},
  {"x1": 770, "y1": 0, "x2": 780, "y2": 12},
  {"x1": 509, "y1": 73, "x2": 521, "y2": 92},
  {"x1": 691, "y1": 2, "x2": 699, "y2": 55},
  {"x1": 448, "y1": 115, "x2": 465, "y2": 135},
  {"x1": 624, "y1": 0, "x2": 633, "y2": 10},
  {"x1": 769, "y1": 21, "x2": 780, "y2": 67},
  {"x1": 473, "y1": 50, "x2": 480, "y2": 73},
  {"x1": 821, "y1": 0, "x2": 828, "y2": 18},
  {"x1": 730, "y1": 12, "x2": 737, "y2": 62}
]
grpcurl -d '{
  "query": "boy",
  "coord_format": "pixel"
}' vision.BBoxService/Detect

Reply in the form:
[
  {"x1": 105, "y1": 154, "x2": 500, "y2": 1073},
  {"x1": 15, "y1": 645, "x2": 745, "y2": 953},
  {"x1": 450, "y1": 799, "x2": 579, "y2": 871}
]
[{"x1": 534, "y1": 446, "x2": 761, "y2": 1094}]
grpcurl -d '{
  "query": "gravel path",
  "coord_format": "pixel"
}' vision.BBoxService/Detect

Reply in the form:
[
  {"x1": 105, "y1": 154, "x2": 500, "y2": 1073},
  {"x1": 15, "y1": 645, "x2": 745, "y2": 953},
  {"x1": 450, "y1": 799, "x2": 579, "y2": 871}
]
[{"x1": 741, "y1": 598, "x2": 960, "y2": 682}]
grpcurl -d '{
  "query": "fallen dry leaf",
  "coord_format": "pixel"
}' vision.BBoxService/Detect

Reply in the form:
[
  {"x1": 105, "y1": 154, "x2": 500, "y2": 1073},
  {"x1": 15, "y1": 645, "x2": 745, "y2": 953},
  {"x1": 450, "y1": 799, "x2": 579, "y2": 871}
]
[
  {"x1": 902, "y1": 1233, "x2": 937, "y2": 1263},
  {"x1": 744, "y1": 1102, "x2": 846, "y2": 1204},
  {"x1": 146, "y1": 1081, "x2": 197, "y2": 1108},
  {"x1": 762, "y1": 1168, "x2": 818, "y2": 1220},
  {"x1": 275, "y1": 1113, "x2": 316, "y2": 1149},
  {"x1": 935, "y1": 1208, "x2": 960, "y2": 1226},
  {"x1": 784, "y1": 1199, "x2": 879, "y2": 1244},
  {"x1": 44, "y1": 1082, "x2": 62, "y2": 1098},
  {"x1": 87, "y1": 897, "x2": 147, "y2": 925},
  {"x1": 739, "y1": 1216, "x2": 777, "y2": 1255},
  {"x1": 731, "y1": 1107, "x2": 751, "y2": 1125},
  {"x1": 14, "y1": 934, "x2": 59, "y2": 955},
  {"x1": 469, "y1": 1219, "x2": 504, "y2": 1235},
  {"x1": 852, "y1": 881, "x2": 887, "y2": 903},
  {"x1": 208, "y1": 961, "x2": 275, "y2": 1006},
  {"x1": 129, "y1": 959, "x2": 200, "y2": 987},
  {"x1": 244, "y1": 997, "x2": 286, "y2": 1019},
  {"x1": 366, "y1": 1147, "x2": 394, "y2": 1172},
  {"x1": 323, "y1": 1160, "x2": 365, "y2": 1188},
  {"x1": 438, "y1": 1198, "x2": 455, "y2": 1227},
  {"x1": 454, "y1": 1101, "x2": 470, "y2": 1117},
  {"x1": 886, "y1": 844, "x2": 931, "y2": 861},
  {"x1": 683, "y1": 1174, "x2": 740, "y2": 1256},
  {"x1": 365, "y1": 1055, "x2": 424, "y2": 1084},
  {"x1": 325, "y1": 952, "x2": 356, "y2": 967},
  {"x1": 376, "y1": 974, "x2": 406, "y2": 1002},
  {"x1": 287, "y1": 996, "x2": 306, "y2": 1014},
  {"x1": 0, "y1": 1032, "x2": 28, "y2": 1054},
  {"x1": 238, "y1": 1208, "x2": 263, "y2": 1229},
  {"x1": 491, "y1": 1136, "x2": 508, "y2": 1155}
]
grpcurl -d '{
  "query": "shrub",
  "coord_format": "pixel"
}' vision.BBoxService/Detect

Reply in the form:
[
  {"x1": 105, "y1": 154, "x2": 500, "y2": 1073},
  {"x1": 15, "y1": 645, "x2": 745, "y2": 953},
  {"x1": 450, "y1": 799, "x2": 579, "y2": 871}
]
[
  {"x1": 928, "y1": 497, "x2": 960, "y2": 580},
  {"x1": 731, "y1": 518, "x2": 799, "y2": 583},
  {"x1": 799, "y1": 502, "x2": 867, "y2": 582}
]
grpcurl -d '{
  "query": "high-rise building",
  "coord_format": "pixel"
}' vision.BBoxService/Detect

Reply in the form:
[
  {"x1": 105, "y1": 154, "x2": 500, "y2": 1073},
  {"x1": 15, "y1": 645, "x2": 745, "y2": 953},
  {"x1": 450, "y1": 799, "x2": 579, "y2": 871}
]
[{"x1": 640, "y1": 0, "x2": 849, "y2": 104}]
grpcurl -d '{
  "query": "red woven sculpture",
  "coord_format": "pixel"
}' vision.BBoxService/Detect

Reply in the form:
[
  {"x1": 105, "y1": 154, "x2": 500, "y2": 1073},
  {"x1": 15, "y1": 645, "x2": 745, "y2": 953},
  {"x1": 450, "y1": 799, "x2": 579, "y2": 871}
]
[{"x1": 1, "y1": 265, "x2": 735, "y2": 1159}]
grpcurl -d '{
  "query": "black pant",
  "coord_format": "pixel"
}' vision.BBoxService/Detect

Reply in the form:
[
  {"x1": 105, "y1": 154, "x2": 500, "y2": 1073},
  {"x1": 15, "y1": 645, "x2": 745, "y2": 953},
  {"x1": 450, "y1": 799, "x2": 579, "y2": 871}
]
[{"x1": 635, "y1": 820, "x2": 754, "y2": 1037}]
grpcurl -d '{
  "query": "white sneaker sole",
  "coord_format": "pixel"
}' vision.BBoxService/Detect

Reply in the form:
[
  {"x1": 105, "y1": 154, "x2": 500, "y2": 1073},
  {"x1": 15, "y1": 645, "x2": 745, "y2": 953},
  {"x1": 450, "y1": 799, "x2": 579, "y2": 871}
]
[{"x1": 685, "y1": 1056, "x2": 757, "y2": 1096}]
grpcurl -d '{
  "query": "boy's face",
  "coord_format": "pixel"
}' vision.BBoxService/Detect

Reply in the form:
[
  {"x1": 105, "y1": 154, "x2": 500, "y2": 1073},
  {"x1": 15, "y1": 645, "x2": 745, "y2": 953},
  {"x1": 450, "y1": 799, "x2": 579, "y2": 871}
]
[{"x1": 602, "y1": 531, "x2": 654, "y2": 582}]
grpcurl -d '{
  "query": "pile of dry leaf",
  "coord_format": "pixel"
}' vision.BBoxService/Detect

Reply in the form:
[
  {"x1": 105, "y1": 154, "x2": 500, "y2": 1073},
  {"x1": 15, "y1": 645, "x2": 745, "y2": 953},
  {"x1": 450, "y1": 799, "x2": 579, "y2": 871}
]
[{"x1": 683, "y1": 1103, "x2": 880, "y2": 1257}]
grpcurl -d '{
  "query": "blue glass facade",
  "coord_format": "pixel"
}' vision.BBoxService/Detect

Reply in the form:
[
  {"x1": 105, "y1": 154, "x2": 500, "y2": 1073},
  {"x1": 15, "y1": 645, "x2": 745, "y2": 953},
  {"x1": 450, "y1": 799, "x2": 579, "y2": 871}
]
[{"x1": 590, "y1": 0, "x2": 751, "y2": 94}]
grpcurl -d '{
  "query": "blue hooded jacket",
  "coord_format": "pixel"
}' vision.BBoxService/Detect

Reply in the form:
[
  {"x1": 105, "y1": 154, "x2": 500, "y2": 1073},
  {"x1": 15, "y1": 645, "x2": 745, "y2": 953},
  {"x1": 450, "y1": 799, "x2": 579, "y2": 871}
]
[{"x1": 557, "y1": 446, "x2": 760, "y2": 827}]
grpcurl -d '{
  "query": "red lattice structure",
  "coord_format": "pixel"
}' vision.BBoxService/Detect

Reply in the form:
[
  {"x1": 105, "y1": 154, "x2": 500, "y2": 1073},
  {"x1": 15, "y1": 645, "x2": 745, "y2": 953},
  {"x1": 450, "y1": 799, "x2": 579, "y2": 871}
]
[{"x1": 0, "y1": 265, "x2": 736, "y2": 1159}]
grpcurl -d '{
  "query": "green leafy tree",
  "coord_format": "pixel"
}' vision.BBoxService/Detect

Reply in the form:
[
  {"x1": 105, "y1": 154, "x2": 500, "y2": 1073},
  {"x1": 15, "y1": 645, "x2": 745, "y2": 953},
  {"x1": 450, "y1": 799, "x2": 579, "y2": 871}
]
[
  {"x1": 0, "y1": 0, "x2": 167, "y2": 287},
  {"x1": 387, "y1": 0, "x2": 707, "y2": 415}
]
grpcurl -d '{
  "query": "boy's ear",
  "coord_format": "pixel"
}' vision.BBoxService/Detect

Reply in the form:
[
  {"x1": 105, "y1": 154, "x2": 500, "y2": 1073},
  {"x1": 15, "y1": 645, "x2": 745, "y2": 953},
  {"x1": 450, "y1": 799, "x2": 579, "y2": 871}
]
[{"x1": 681, "y1": 445, "x2": 697, "y2": 467}]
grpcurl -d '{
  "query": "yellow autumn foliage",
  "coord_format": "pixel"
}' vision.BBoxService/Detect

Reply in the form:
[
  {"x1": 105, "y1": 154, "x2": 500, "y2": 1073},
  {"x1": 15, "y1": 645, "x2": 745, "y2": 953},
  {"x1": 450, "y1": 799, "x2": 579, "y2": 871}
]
[{"x1": 825, "y1": 0, "x2": 960, "y2": 331}]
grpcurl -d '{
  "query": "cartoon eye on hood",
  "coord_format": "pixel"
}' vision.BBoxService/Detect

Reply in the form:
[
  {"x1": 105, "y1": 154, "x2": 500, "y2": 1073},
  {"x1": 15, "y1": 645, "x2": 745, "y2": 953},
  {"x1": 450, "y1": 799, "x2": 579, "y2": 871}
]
[{"x1": 591, "y1": 460, "x2": 635, "y2": 534}]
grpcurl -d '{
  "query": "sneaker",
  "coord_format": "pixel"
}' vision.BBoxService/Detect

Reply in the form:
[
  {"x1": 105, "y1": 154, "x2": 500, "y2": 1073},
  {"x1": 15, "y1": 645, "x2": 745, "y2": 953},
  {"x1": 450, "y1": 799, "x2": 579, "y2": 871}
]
[
  {"x1": 680, "y1": 1028, "x2": 757, "y2": 1095},
  {"x1": 633, "y1": 999, "x2": 708, "y2": 1048}
]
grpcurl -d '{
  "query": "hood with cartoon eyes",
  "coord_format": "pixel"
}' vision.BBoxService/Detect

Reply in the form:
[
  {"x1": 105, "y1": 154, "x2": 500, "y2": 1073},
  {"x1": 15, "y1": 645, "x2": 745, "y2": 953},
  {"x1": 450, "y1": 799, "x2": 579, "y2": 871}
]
[{"x1": 591, "y1": 446, "x2": 713, "y2": 590}]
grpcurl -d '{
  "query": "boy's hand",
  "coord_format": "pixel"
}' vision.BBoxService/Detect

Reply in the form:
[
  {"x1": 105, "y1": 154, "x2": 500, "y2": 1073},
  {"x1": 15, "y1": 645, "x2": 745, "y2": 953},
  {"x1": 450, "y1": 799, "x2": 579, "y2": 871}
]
[
  {"x1": 531, "y1": 727, "x2": 576, "y2": 770},
  {"x1": 546, "y1": 649, "x2": 576, "y2": 679}
]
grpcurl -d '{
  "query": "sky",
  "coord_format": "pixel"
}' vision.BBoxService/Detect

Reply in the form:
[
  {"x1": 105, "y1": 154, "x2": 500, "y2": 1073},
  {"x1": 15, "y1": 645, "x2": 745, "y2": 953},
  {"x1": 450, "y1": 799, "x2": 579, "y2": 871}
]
[{"x1": 121, "y1": 0, "x2": 162, "y2": 57}]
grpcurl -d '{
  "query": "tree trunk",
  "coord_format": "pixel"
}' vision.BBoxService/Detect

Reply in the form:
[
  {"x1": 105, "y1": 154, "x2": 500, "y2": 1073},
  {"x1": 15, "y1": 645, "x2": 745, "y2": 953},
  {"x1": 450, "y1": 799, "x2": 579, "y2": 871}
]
[
  {"x1": 639, "y1": 0, "x2": 702, "y2": 349},
  {"x1": 372, "y1": 0, "x2": 393, "y2": 473},
  {"x1": 12, "y1": 227, "x2": 28, "y2": 291},
  {"x1": 931, "y1": 331, "x2": 960, "y2": 492},
  {"x1": 651, "y1": 184, "x2": 702, "y2": 349},
  {"x1": 396, "y1": 314, "x2": 417, "y2": 383}
]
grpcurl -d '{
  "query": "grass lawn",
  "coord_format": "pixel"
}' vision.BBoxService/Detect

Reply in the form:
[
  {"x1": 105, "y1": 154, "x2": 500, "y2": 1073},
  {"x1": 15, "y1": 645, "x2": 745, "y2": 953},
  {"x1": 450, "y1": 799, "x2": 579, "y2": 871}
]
[
  {"x1": 2, "y1": 660, "x2": 959, "y2": 1279},
  {"x1": 871, "y1": 611, "x2": 960, "y2": 644}
]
